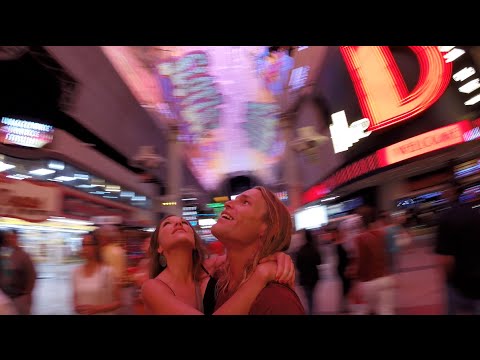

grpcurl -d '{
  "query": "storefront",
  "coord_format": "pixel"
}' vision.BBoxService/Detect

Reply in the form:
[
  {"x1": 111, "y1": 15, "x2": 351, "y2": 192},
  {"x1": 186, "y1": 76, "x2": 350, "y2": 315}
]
[
  {"x1": 0, "y1": 169, "x2": 154, "y2": 265},
  {"x1": 0, "y1": 116, "x2": 156, "y2": 265}
]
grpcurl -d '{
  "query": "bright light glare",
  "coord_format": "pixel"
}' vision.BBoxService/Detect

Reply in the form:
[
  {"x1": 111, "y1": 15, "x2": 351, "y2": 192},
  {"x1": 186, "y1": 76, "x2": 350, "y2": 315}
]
[
  {"x1": 0, "y1": 161, "x2": 16, "y2": 172},
  {"x1": 444, "y1": 48, "x2": 465, "y2": 63},
  {"x1": 453, "y1": 67, "x2": 476, "y2": 82},
  {"x1": 29, "y1": 168, "x2": 56, "y2": 176},
  {"x1": 459, "y1": 78, "x2": 480, "y2": 94},
  {"x1": 465, "y1": 94, "x2": 480, "y2": 106}
]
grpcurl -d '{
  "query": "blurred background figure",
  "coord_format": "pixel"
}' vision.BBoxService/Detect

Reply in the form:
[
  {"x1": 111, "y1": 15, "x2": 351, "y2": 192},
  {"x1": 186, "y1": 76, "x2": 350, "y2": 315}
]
[
  {"x1": 72, "y1": 232, "x2": 121, "y2": 315},
  {"x1": 205, "y1": 239, "x2": 225, "y2": 257},
  {"x1": 94, "y1": 225, "x2": 129, "y2": 314},
  {"x1": 0, "y1": 230, "x2": 36, "y2": 315},
  {"x1": 295, "y1": 229, "x2": 321, "y2": 315},
  {"x1": 133, "y1": 236, "x2": 151, "y2": 288},
  {"x1": 329, "y1": 222, "x2": 352, "y2": 314},
  {"x1": 435, "y1": 185, "x2": 480, "y2": 315},
  {"x1": 95, "y1": 225, "x2": 127, "y2": 281},
  {"x1": 0, "y1": 287, "x2": 17, "y2": 315},
  {"x1": 0, "y1": 231, "x2": 17, "y2": 315},
  {"x1": 337, "y1": 214, "x2": 363, "y2": 314},
  {"x1": 349, "y1": 206, "x2": 394, "y2": 315},
  {"x1": 131, "y1": 236, "x2": 151, "y2": 314},
  {"x1": 379, "y1": 210, "x2": 412, "y2": 275}
]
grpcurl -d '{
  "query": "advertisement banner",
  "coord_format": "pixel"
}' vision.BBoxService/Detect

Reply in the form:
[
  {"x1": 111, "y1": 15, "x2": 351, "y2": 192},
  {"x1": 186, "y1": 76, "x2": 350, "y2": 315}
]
[{"x1": 0, "y1": 176, "x2": 61, "y2": 222}]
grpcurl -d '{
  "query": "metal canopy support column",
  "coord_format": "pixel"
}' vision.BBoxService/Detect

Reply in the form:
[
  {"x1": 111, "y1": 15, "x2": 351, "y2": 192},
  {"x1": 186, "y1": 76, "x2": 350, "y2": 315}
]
[
  {"x1": 166, "y1": 124, "x2": 183, "y2": 217},
  {"x1": 280, "y1": 111, "x2": 302, "y2": 211}
]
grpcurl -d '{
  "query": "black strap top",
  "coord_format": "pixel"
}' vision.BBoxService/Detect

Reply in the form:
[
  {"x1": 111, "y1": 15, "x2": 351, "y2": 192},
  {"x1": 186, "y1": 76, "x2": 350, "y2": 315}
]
[{"x1": 201, "y1": 264, "x2": 217, "y2": 315}]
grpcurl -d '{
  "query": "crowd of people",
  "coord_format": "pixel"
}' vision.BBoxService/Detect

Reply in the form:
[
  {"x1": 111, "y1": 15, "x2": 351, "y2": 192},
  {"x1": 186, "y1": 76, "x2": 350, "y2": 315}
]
[{"x1": 294, "y1": 206, "x2": 412, "y2": 315}]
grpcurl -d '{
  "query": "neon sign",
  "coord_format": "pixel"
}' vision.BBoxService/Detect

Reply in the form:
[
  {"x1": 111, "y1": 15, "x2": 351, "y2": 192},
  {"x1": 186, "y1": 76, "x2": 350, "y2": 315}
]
[
  {"x1": 303, "y1": 119, "x2": 476, "y2": 204},
  {"x1": 340, "y1": 46, "x2": 452, "y2": 132},
  {"x1": 377, "y1": 121, "x2": 471, "y2": 167},
  {"x1": 329, "y1": 111, "x2": 371, "y2": 153},
  {"x1": 0, "y1": 117, "x2": 54, "y2": 148}
]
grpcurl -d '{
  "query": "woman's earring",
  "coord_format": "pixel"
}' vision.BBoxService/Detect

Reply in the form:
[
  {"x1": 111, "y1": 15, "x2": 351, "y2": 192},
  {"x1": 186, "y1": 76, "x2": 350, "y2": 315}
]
[{"x1": 159, "y1": 253, "x2": 167, "y2": 268}]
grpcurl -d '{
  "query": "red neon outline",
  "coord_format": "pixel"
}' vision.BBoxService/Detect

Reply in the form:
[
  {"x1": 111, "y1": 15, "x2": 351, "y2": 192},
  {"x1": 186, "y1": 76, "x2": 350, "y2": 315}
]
[
  {"x1": 302, "y1": 120, "x2": 475, "y2": 205},
  {"x1": 340, "y1": 46, "x2": 452, "y2": 132},
  {"x1": 380, "y1": 121, "x2": 470, "y2": 166}
]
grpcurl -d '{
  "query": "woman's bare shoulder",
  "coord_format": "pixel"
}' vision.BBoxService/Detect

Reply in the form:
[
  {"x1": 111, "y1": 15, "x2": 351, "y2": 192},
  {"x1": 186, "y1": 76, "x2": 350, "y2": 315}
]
[{"x1": 142, "y1": 277, "x2": 175, "y2": 297}]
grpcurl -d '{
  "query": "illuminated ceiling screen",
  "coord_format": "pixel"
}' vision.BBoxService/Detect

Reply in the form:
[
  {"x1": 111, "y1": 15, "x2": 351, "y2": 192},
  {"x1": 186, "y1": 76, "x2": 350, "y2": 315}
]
[{"x1": 103, "y1": 46, "x2": 294, "y2": 190}]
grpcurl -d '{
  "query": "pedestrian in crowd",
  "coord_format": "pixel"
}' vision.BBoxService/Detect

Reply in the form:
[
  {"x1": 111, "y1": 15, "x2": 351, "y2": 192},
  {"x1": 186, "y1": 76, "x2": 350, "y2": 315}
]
[
  {"x1": 348, "y1": 206, "x2": 395, "y2": 315},
  {"x1": 0, "y1": 230, "x2": 36, "y2": 315},
  {"x1": 435, "y1": 184, "x2": 480, "y2": 314},
  {"x1": 72, "y1": 232, "x2": 122, "y2": 315},
  {"x1": 295, "y1": 229, "x2": 321, "y2": 315}
]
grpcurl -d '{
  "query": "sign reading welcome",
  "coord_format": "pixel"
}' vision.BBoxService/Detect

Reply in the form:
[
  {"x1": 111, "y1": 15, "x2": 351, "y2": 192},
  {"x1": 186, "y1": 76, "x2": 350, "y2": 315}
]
[{"x1": 303, "y1": 119, "x2": 476, "y2": 204}]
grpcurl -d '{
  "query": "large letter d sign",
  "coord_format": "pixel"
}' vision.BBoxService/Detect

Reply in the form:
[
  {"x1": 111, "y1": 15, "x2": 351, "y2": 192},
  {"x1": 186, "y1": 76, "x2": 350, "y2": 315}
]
[{"x1": 340, "y1": 46, "x2": 452, "y2": 132}]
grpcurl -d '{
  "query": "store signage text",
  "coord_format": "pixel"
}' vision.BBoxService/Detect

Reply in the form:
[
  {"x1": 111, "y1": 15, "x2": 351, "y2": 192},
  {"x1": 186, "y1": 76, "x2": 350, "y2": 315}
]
[
  {"x1": 0, "y1": 117, "x2": 54, "y2": 148},
  {"x1": 0, "y1": 176, "x2": 60, "y2": 222},
  {"x1": 304, "y1": 119, "x2": 475, "y2": 204},
  {"x1": 378, "y1": 121, "x2": 470, "y2": 166}
]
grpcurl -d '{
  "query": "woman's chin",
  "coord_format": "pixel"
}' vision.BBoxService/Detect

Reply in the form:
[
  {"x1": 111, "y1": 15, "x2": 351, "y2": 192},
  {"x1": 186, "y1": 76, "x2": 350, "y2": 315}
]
[{"x1": 168, "y1": 237, "x2": 195, "y2": 250}]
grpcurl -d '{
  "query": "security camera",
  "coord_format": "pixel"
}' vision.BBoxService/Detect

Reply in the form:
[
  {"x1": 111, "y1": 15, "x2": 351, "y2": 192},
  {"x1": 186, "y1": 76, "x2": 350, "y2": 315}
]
[
  {"x1": 290, "y1": 126, "x2": 328, "y2": 153},
  {"x1": 130, "y1": 146, "x2": 165, "y2": 170}
]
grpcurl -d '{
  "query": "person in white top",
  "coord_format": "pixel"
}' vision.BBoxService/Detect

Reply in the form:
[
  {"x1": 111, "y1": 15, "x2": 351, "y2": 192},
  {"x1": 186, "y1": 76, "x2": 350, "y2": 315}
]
[{"x1": 72, "y1": 232, "x2": 122, "y2": 315}]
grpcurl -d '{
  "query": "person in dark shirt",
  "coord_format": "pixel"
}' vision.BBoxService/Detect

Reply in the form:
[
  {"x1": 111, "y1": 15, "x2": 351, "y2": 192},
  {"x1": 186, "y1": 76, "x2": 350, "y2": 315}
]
[
  {"x1": 435, "y1": 185, "x2": 480, "y2": 314},
  {"x1": 330, "y1": 223, "x2": 353, "y2": 313},
  {"x1": 296, "y1": 229, "x2": 321, "y2": 315},
  {"x1": 0, "y1": 230, "x2": 36, "y2": 315}
]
